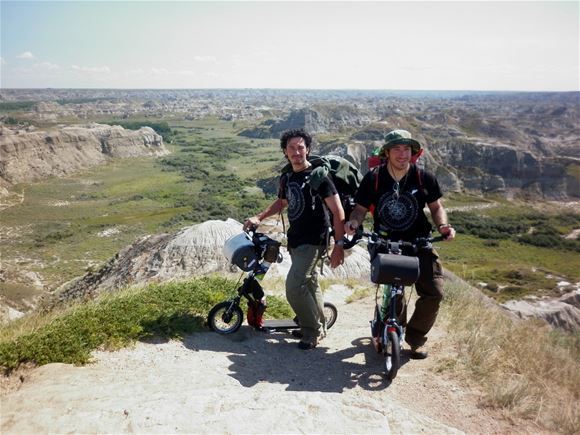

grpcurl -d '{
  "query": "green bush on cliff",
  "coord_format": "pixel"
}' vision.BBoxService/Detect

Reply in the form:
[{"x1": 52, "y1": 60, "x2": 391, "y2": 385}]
[
  {"x1": 104, "y1": 120, "x2": 172, "y2": 141},
  {"x1": 0, "y1": 277, "x2": 292, "y2": 371}
]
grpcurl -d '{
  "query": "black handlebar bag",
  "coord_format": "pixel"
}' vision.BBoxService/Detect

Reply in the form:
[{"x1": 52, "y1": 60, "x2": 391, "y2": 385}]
[{"x1": 370, "y1": 253, "x2": 420, "y2": 285}]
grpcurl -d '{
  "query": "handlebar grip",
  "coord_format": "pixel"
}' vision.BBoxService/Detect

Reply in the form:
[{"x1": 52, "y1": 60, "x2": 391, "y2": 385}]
[
  {"x1": 341, "y1": 225, "x2": 370, "y2": 249},
  {"x1": 341, "y1": 234, "x2": 360, "y2": 250}
]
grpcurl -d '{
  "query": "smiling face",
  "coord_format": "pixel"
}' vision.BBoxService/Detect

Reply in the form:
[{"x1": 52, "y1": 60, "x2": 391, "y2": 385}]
[
  {"x1": 385, "y1": 143, "x2": 412, "y2": 171},
  {"x1": 284, "y1": 136, "x2": 310, "y2": 170}
]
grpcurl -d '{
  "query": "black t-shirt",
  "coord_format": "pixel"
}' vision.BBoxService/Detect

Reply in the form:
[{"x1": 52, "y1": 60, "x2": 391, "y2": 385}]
[
  {"x1": 279, "y1": 168, "x2": 337, "y2": 248},
  {"x1": 354, "y1": 164, "x2": 442, "y2": 241}
]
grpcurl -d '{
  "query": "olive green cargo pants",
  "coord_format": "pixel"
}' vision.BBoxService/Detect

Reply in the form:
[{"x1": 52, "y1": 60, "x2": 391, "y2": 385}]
[{"x1": 285, "y1": 244, "x2": 326, "y2": 343}]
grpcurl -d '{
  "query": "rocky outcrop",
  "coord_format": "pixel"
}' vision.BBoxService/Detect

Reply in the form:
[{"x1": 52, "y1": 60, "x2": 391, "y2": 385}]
[
  {"x1": 236, "y1": 95, "x2": 579, "y2": 199},
  {"x1": 239, "y1": 105, "x2": 377, "y2": 138},
  {"x1": 432, "y1": 139, "x2": 579, "y2": 198},
  {"x1": 0, "y1": 123, "x2": 168, "y2": 187},
  {"x1": 501, "y1": 290, "x2": 580, "y2": 331},
  {"x1": 316, "y1": 134, "x2": 577, "y2": 199},
  {"x1": 52, "y1": 219, "x2": 371, "y2": 305}
]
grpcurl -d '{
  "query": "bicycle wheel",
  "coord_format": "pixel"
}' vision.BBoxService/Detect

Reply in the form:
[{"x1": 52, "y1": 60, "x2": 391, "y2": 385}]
[
  {"x1": 323, "y1": 302, "x2": 338, "y2": 329},
  {"x1": 384, "y1": 330, "x2": 401, "y2": 380},
  {"x1": 291, "y1": 302, "x2": 337, "y2": 329},
  {"x1": 207, "y1": 301, "x2": 243, "y2": 334}
]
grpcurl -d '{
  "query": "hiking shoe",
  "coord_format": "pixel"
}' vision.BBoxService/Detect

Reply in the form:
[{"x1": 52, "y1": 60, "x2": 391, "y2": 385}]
[
  {"x1": 291, "y1": 330, "x2": 303, "y2": 339},
  {"x1": 409, "y1": 345, "x2": 428, "y2": 359},
  {"x1": 298, "y1": 339, "x2": 318, "y2": 350}
]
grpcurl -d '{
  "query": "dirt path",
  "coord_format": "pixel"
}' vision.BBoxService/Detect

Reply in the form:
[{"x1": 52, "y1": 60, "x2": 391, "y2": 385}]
[{"x1": 1, "y1": 295, "x2": 543, "y2": 434}]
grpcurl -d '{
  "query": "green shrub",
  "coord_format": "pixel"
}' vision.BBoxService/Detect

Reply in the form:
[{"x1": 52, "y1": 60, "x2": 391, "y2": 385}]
[
  {"x1": 0, "y1": 101, "x2": 37, "y2": 112},
  {"x1": 0, "y1": 276, "x2": 292, "y2": 372},
  {"x1": 104, "y1": 120, "x2": 172, "y2": 141},
  {"x1": 450, "y1": 211, "x2": 580, "y2": 252}
]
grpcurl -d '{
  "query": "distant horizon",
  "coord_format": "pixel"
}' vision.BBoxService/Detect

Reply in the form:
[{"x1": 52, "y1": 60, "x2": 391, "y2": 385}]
[
  {"x1": 3, "y1": 87, "x2": 579, "y2": 94},
  {"x1": 2, "y1": 1, "x2": 578, "y2": 91}
]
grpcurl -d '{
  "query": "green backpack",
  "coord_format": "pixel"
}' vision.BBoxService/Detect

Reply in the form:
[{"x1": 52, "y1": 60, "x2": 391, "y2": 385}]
[{"x1": 280, "y1": 154, "x2": 362, "y2": 219}]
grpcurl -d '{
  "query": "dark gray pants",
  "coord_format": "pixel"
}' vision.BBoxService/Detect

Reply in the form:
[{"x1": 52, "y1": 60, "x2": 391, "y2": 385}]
[{"x1": 396, "y1": 249, "x2": 445, "y2": 348}]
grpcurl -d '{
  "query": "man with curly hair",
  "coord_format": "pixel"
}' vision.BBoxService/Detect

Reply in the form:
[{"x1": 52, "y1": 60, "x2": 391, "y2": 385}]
[{"x1": 244, "y1": 128, "x2": 345, "y2": 350}]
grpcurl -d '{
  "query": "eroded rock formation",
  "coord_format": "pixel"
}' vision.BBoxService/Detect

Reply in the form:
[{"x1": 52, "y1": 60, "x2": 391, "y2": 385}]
[
  {"x1": 501, "y1": 290, "x2": 580, "y2": 331},
  {"x1": 238, "y1": 100, "x2": 579, "y2": 199},
  {"x1": 52, "y1": 219, "x2": 371, "y2": 305},
  {"x1": 0, "y1": 123, "x2": 168, "y2": 188}
]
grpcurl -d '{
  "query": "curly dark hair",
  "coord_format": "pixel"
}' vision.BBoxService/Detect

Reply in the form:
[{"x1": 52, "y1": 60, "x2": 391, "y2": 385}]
[{"x1": 279, "y1": 128, "x2": 312, "y2": 150}]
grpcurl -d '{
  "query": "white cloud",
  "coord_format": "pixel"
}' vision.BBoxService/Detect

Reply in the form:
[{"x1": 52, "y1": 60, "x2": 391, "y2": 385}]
[
  {"x1": 71, "y1": 65, "x2": 111, "y2": 73},
  {"x1": 193, "y1": 56, "x2": 217, "y2": 63},
  {"x1": 17, "y1": 51, "x2": 35, "y2": 60},
  {"x1": 205, "y1": 72, "x2": 224, "y2": 79},
  {"x1": 122, "y1": 68, "x2": 146, "y2": 78},
  {"x1": 37, "y1": 62, "x2": 60, "y2": 71},
  {"x1": 151, "y1": 67, "x2": 170, "y2": 75}
]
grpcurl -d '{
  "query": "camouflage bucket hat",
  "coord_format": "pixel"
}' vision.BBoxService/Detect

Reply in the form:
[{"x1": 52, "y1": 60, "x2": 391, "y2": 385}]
[{"x1": 381, "y1": 129, "x2": 422, "y2": 156}]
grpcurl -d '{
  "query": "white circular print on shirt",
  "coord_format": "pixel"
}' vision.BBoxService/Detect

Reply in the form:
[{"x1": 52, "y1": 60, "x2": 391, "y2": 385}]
[
  {"x1": 377, "y1": 191, "x2": 418, "y2": 231},
  {"x1": 287, "y1": 181, "x2": 305, "y2": 221}
]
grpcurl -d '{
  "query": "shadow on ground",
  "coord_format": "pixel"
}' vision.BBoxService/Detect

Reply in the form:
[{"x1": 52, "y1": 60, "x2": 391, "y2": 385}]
[{"x1": 178, "y1": 326, "x2": 411, "y2": 393}]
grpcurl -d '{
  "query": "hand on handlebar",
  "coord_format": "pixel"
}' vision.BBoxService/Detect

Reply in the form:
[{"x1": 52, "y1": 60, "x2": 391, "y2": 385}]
[
  {"x1": 438, "y1": 224, "x2": 456, "y2": 241},
  {"x1": 344, "y1": 220, "x2": 359, "y2": 236},
  {"x1": 243, "y1": 216, "x2": 260, "y2": 232}
]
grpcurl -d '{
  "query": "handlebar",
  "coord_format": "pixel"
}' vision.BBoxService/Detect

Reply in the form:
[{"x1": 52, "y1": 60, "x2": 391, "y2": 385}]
[
  {"x1": 343, "y1": 229, "x2": 444, "y2": 255},
  {"x1": 244, "y1": 228, "x2": 273, "y2": 247}
]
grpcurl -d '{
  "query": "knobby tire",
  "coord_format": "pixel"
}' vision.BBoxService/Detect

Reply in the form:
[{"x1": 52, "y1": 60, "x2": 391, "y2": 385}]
[
  {"x1": 323, "y1": 302, "x2": 338, "y2": 329},
  {"x1": 293, "y1": 302, "x2": 338, "y2": 330},
  {"x1": 384, "y1": 330, "x2": 400, "y2": 380},
  {"x1": 207, "y1": 301, "x2": 243, "y2": 334}
]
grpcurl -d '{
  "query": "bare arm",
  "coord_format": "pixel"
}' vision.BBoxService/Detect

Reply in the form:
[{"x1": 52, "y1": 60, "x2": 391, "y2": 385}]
[
  {"x1": 323, "y1": 193, "x2": 345, "y2": 268},
  {"x1": 427, "y1": 199, "x2": 455, "y2": 241},
  {"x1": 243, "y1": 198, "x2": 288, "y2": 231},
  {"x1": 344, "y1": 204, "x2": 368, "y2": 235}
]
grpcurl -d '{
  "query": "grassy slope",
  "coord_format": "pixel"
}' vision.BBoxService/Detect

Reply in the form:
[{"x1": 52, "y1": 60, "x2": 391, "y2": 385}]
[
  {"x1": 2, "y1": 156, "x2": 192, "y2": 288},
  {"x1": 1, "y1": 118, "x2": 279, "y2": 292},
  {"x1": 441, "y1": 197, "x2": 579, "y2": 302},
  {"x1": 0, "y1": 277, "x2": 293, "y2": 369}
]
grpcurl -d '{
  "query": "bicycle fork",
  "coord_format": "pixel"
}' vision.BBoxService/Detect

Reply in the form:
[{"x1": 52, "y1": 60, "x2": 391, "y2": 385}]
[
  {"x1": 370, "y1": 284, "x2": 405, "y2": 353},
  {"x1": 221, "y1": 296, "x2": 242, "y2": 323}
]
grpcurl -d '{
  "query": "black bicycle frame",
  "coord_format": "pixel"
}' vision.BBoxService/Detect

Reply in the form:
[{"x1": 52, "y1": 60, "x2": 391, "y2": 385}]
[{"x1": 380, "y1": 283, "x2": 405, "y2": 340}]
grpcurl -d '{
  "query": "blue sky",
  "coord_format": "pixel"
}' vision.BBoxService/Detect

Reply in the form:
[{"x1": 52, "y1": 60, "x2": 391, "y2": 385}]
[{"x1": 1, "y1": 0, "x2": 578, "y2": 91}]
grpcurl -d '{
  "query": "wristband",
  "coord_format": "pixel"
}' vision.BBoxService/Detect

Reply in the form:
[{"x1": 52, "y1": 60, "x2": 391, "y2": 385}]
[
  {"x1": 438, "y1": 223, "x2": 451, "y2": 229},
  {"x1": 335, "y1": 239, "x2": 345, "y2": 246}
]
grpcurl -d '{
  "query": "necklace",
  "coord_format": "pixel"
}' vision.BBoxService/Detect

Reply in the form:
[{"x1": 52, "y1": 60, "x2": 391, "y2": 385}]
[{"x1": 387, "y1": 163, "x2": 409, "y2": 199}]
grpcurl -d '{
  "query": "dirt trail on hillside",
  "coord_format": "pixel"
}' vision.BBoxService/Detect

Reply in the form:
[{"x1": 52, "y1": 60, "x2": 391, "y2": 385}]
[{"x1": 1, "y1": 295, "x2": 544, "y2": 434}]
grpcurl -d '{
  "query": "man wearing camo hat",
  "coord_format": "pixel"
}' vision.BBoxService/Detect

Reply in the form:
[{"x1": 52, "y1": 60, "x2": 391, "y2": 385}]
[{"x1": 345, "y1": 129, "x2": 455, "y2": 359}]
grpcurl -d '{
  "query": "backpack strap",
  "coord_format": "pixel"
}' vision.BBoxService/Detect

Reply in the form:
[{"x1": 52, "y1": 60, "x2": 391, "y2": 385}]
[
  {"x1": 278, "y1": 172, "x2": 290, "y2": 236},
  {"x1": 415, "y1": 165, "x2": 429, "y2": 197},
  {"x1": 308, "y1": 165, "x2": 332, "y2": 275},
  {"x1": 368, "y1": 164, "x2": 384, "y2": 217},
  {"x1": 304, "y1": 156, "x2": 333, "y2": 276}
]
